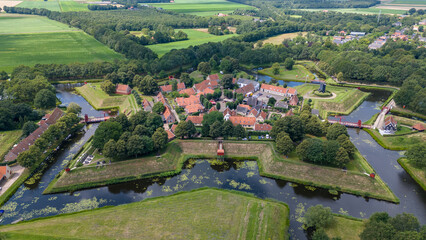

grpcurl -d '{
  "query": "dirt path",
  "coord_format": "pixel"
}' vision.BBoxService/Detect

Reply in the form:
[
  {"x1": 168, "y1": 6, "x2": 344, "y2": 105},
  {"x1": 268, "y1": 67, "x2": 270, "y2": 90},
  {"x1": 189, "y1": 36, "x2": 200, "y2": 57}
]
[
  {"x1": 0, "y1": 165, "x2": 25, "y2": 196},
  {"x1": 304, "y1": 91, "x2": 337, "y2": 100}
]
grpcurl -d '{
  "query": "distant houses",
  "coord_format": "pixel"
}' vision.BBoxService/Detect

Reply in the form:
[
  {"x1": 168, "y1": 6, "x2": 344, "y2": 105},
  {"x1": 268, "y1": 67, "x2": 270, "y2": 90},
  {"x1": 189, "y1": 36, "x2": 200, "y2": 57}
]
[
  {"x1": 116, "y1": 84, "x2": 131, "y2": 95},
  {"x1": 237, "y1": 78, "x2": 260, "y2": 91},
  {"x1": 260, "y1": 84, "x2": 297, "y2": 97},
  {"x1": 160, "y1": 82, "x2": 185, "y2": 93}
]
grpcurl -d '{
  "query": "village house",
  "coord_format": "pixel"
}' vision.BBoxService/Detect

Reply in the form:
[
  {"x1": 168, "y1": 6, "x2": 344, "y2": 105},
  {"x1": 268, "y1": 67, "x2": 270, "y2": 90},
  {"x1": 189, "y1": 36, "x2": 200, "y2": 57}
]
[
  {"x1": 274, "y1": 101, "x2": 288, "y2": 109},
  {"x1": 165, "y1": 129, "x2": 175, "y2": 141},
  {"x1": 383, "y1": 116, "x2": 397, "y2": 133},
  {"x1": 208, "y1": 106, "x2": 218, "y2": 113},
  {"x1": 179, "y1": 88, "x2": 196, "y2": 96},
  {"x1": 289, "y1": 95, "x2": 299, "y2": 106},
  {"x1": 0, "y1": 165, "x2": 12, "y2": 181},
  {"x1": 196, "y1": 88, "x2": 215, "y2": 97},
  {"x1": 185, "y1": 104, "x2": 205, "y2": 115},
  {"x1": 226, "y1": 116, "x2": 256, "y2": 128},
  {"x1": 285, "y1": 109, "x2": 294, "y2": 117},
  {"x1": 193, "y1": 80, "x2": 218, "y2": 92},
  {"x1": 171, "y1": 124, "x2": 178, "y2": 133},
  {"x1": 4, "y1": 108, "x2": 64, "y2": 162},
  {"x1": 256, "y1": 111, "x2": 268, "y2": 122},
  {"x1": 223, "y1": 107, "x2": 237, "y2": 117},
  {"x1": 254, "y1": 123, "x2": 272, "y2": 132},
  {"x1": 142, "y1": 99, "x2": 152, "y2": 112},
  {"x1": 160, "y1": 84, "x2": 173, "y2": 93},
  {"x1": 235, "y1": 83, "x2": 255, "y2": 96},
  {"x1": 115, "y1": 84, "x2": 131, "y2": 95},
  {"x1": 175, "y1": 95, "x2": 200, "y2": 107},
  {"x1": 157, "y1": 92, "x2": 167, "y2": 105},
  {"x1": 236, "y1": 78, "x2": 260, "y2": 91},
  {"x1": 412, "y1": 123, "x2": 425, "y2": 132},
  {"x1": 206, "y1": 74, "x2": 220, "y2": 82},
  {"x1": 162, "y1": 106, "x2": 176, "y2": 124},
  {"x1": 236, "y1": 104, "x2": 252, "y2": 115},
  {"x1": 260, "y1": 84, "x2": 297, "y2": 97},
  {"x1": 186, "y1": 115, "x2": 203, "y2": 126}
]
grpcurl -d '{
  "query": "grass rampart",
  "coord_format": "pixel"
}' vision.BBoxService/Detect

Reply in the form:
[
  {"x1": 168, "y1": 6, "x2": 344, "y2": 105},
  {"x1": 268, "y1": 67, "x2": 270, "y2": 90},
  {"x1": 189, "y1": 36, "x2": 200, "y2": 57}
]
[
  {"x1": 325, "y1": 214, "x2": 365, "y2": 240},
  {"x1": 397, "y1": 158, "x2": 425, "y2": 191},
  {"x1": 364, "y1": 128, "x2": 424, "y2": 151},
  {"x1": 45, "y1": 140, "x2": 399, "y2": 203},
  {"x1": 0, "y1": 188, "x2": 290, "y2": 240}
]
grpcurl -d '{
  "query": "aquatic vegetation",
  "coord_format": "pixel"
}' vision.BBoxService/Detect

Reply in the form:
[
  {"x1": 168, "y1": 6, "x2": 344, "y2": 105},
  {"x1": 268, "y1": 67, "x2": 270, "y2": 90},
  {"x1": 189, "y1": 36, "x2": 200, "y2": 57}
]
[
  {"x1": 328, "y1": 189, "x2": 339, "y2": 195},
  {"x1": 229, "y1": 180, "x2": 240, "y2": 188},
  {"x1": 238, "y1": 183, "x2": 251, "y2": 190},
  {"x1": 259, "y1": 179, "x2": 272, "y2": 185},
  {"x1": 360, "y1": 212, "x2": 366, "y2": 218},
  {"x1": 184, "y1": 159, "x2": 197, "y2": 169},
  {"x1": 146, "y1": 190, "x2": 153, "y2": 196},
  {"x1": 289, "y1": 183, "x2": 298, "y2": 187},
  {"x1": 305, "y1": 186, "x2": 316, "y2": 191},
  {"x1": 214, "y1": 178, "x2": 223, "y2": 185},
  {"x1": 295, "y1": 203, "x2": 305, "y2": 223},
  {"x1": 60, "y1": 197, "x2": 107, "y2": 214},
  {"x1": 48, "y1": 196, "x2": 58, "y2": 201},
  {"x1": 162, "y1": 186, "x2": 172, "y2": 193},
  {"x1": 338, "y1": 208, "x2": 348, "y2": 215},
  {"x1": 191, "y1": 175, "x2": 204, "y2": 184},
  {"x1": 246, "y1": 171, "x2": 255, "y2": 178},
  {"x1": 208, "y1": 159, "x2": 226, "y2": 166},
  {"x1": 74, "y1": 193, "x2": 81, "y2": 197},
  {"x1": 244, "y1": 161, "x2": 257, "y2": 170},
  {"x1": 178, "y1": 173, "x2": 189, "y2": 182}
]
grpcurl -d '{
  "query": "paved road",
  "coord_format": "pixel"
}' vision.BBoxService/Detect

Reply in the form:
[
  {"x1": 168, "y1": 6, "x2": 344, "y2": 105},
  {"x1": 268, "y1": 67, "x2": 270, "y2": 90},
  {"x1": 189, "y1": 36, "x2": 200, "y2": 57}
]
[{"x1": 373, "y1": 99, "x2": 396, "y2": 130}]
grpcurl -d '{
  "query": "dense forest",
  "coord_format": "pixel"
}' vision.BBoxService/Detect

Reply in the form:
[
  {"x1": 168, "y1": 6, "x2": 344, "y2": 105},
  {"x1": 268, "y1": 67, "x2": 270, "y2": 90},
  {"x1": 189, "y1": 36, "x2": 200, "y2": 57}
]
[{"x1": 228, "y1": 0, "x2": 380, "y2": 9}]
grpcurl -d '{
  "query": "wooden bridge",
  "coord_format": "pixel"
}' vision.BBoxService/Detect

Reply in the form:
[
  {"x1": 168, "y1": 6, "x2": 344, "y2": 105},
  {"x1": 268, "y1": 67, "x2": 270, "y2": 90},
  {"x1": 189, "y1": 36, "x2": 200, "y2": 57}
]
[
  {"x1": 328, "y1": 119, "x2": 372, "y2": 129},
  {"x1": 80, "y1": 114, "x2": 111, "y2": 124}
]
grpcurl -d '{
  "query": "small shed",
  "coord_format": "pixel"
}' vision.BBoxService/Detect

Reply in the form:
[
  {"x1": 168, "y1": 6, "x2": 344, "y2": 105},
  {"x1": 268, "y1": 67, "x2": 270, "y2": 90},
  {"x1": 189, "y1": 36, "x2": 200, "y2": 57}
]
[
  {"x1": 412, "y1": 123, "x2": 425, "y2": 132},
  {"x1": 116, "y1": 84, "x2": 131, "y2": 95}
]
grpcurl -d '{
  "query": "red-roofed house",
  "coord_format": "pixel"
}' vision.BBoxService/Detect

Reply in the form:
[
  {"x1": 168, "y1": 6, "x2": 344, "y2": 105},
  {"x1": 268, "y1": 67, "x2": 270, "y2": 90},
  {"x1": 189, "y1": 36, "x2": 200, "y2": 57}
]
[
  {"x1": 157, "y1": 92, "x2": 167, "y2": 105},
  {"x1": 166, "y1": 129, "x2": 175, "y2": 141},
  {"x1": 254, "y1": 123, "x2": 272, "y2": 132},
  {"x1": 193, "y1": 80, "x2": 218, "y2": 92},
  {"x1": 0, "y1": 165, "x2": 12, "y2": 181},
  {"x1": 175, "y1": 95, "x2": 200, "y2": 107},
  {"x1": 223, "y1": 107, "x2": 237, "y2": 117},
  {"x1": 287, "y1": 88, "x2": 297, "y2": 96},
  {"x1": 228, "y1": 116, "x2": 256, "y2": 128},
  {"x1": 185, "y1": 104, "x2": 205, "y2": 115},
  {"x1": 209, "y1": 106, "x2": 218, "y2": 113},
  {"x1": 383, "y1": 116, "x2": 397, "y2": 132},
  {"x1": 285, "y1": 109, "x2": 294, "y2": 117},
  {"x1": 196, "y1": 88, "x2": 215, "y2": 97},
  {"x1": 256, "y1": 111, "x2": 268, "y2": 122},
  {"x1": 160, "y1": 84, "x2": 173, "y2": 93},
  {"x1": 289, "y1": 95, "x2": 299, "y2": 106},
  {"x1": 162, "y1": 106, "x2": 176, "y2": 124},
  {"x1": 207, "y1": 74, "x2": 220, "y2": 82},
  {"x1": 177, "y1": 82, "x2": 185, "y2": 91},
  {"x1": 179, "y1": 88, "x2": 196, "y2": 96},
  {"x1": 171, "y1": 124, "x2": 178, "y2": 133},
  {"x1": 116, "y1": 84, "x2": 131, "y2": 95},
  {"x1": 412, "y1": 123, "x2": 425, "y2": 132},
  {"x1": 187, "y1": 115, "x2": 203, "y2": 126},
  {"x1": 260, "y1": 84, "x2": 297, "y2": 97},
  {"x1": 235, "y1": 83, "x2": 255, "y2": 96}
]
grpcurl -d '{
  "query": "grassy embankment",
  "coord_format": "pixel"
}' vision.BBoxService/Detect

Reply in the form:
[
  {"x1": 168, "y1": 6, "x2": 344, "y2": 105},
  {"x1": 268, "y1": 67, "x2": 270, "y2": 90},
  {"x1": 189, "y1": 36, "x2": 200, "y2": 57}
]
[
  {"x1": 75, "y1": 83, "x2": 140, "y2": 114},
  {"x1": 258, "y1": 64, "x2": 316, "y2": 82},
  {"x1": 0, "y1": 14, "x2": 123, "y2": 73},
  {"x1": 296, "y1": 84, "x2": 370, "y2": 119},
  {"x1": 149, "y1": 0, "x2": 255, "y2": 16},
  {"x1": 397, "y1": 158, "x2": 426, "y2": 191},
  {"x1": 0, "y1": 188, "x2": 290, "y2": 240},
  {"x1": 324, "y1": 215, "x2": 365, "y2": 240},
  {"x1": 0, "y1": 130, "x2": 22, "y2": 161},
  {"x1": 45, "y1": 140, "x2": 398, "y2": 203},
  {"x1": 145, "y1": 29, "x2": 237, "y2": 57},
  {"x1": 364, "y1": 128, "x2": 424, "y2": 151}
]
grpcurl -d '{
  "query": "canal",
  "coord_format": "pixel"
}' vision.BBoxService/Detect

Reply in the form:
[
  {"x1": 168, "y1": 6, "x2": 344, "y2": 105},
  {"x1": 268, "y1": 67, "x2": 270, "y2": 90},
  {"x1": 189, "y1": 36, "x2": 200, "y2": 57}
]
[{"x1": 0, "y1": 84, "x2": 424, "y2": 240}]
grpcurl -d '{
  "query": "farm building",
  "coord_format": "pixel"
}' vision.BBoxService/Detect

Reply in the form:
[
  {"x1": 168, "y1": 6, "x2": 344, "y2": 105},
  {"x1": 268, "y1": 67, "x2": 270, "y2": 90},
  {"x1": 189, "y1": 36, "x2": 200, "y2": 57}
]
[
  {"x1": 412, "y1": 123, "x2": 425, "y2": 132},
  {"x1": 186, "y1": 115, "x2": 203, "y2": 126},
  {"x1": 260, "y1": 84, "x2": 297, "y2": 97},
  {"x1": 207, "y1": 74, "x2": 220, "y2": 82},
  {"x1": 383, "y1": 116, "x2": 397, "y2": 132},
  {"x1": 237, "y1": 78, "x2": 259, "y2": 91},
  {"x1": 0, "y1": 165, "x2": 12, "y2": 181},
  {"x1": 225, "y1": 116, "x2": 256, "y2": 128},
  {"x1": 116, "y1": 84, "x2": 131, "y2": 95},
  {"x1": 166, "y1": 130, "x2": 175, "y2": 141},
  {"x1": 179, "y1": 88, "x2": 196, "y2": 96},
  {"x1": 162, "y1": 106, "x2": 176, "y2": 124},
  {"x1": 254, "y1": 123, "x2": 272, "y2": 132}
]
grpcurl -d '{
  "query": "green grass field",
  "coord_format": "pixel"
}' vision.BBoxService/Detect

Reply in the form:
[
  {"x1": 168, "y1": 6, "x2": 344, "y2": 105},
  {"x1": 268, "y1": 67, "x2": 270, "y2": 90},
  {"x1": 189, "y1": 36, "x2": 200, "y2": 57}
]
[
  {"x1": 0, "y1": 14, "x2": 124, "y2": 73},
  {"x1": 398, "y1": 158, "x2": 426, "y2": 191},
  {"x1": 365, "y1": 128, "x2": 424, "y2": 150},
  {"x1": 325, "y1": 215, "x2": 365, "y2": 240},
  {"x1": 0, "y1": 14, "x2": 73, "y2": 34},
  {"x1": 0, "y1": 188, "x2": 290, "y2": 239},
  {"x1": 146, "y1": 29, "x2": 236, "y2": 56},
  {"x1": 17, "y1": 0, "x2": 61, "y2": 12},
  {"x1": 0, "y1": 130, "x2": 22, "y2": 160},
  {"x1": 258, "y1": 64, "x2": 315, "y2": 81},
  {"x1": 59, "y1": 0, "x2": 89, "y2": 12},
  {"x1": 299, "y1": 7, "x2": 406, "y2": 15},
  {"x1": 149, "y1": 0, "x2": 254, "y2": 16},
  {"x1": 75, "y1": 83, "x2": 129, "y2": 110},
  {"x1": 388, "y1": 0, "x2": 426, "y2": 4}
]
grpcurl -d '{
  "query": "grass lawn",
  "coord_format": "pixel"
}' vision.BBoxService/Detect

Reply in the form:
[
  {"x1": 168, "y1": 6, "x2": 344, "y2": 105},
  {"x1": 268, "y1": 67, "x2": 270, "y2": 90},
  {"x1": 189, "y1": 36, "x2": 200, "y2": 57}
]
[
  {"x1": 149, "y1": 0, "x2": 254, "y2": 15},
  {"x1": 0, "y1": 31, "x2": 124, "y2": 73},
  {"x1": 59, "y1": 0, "x2": 89, "y2": 12},
  {"x1": 17, "y1": 0, "x2": 61, "y2": 11},
  {"x1": 325, "y1": 215, "x2": 365, "y2": 240},
  {"x1": 365, "y1": 129, "x2": 424, "y2": 150},
  {"x1": 75, "y1": 83, "x2": 132, "y2": 112},
  {"x1": 0, "y1": 188, "x2": 290, "y2": 240},
  {"x1": 146, "y1": 29, "x2": 236, "y2": 56},
  {"x1": 296, "y1": 84, "x2": 370, "y2": 118},
  {"x1": 392, "y1": 116, "x2": 425, "y2": 127},
  {"x1": 0, "y1": 130, "x2": 22, "y2": 160},
  {"x1": 390, "y1": 0, "x2": 426, "y2": 4},
  {"x1": 0, "y1": 14, "x2": 74, "y2": 34},
  {"x1": 262, "y1": 32, "x2": 307, "y2": 45},
  {"x1": 398, "y1": 158, "x2": 426, "y2": 191},
  {"x1": 48, "y1": 140, "x2": 398, "y2": 203},
  {"x1": 258, "y1": 64, "x2": 315, "y2": 82}
]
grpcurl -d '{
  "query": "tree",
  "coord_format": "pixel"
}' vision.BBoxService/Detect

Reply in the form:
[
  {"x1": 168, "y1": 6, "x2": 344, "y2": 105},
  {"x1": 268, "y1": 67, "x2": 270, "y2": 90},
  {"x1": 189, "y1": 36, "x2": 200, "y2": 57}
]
[
  {"x1": 67, "y1": 103, "x2": 82, "y2": 115},
  {"x1": 326, "y1": 123, "x2": 348, "y2": 140},
  {"x1": 17, "y1": 146, "x2": 41, "y2": 168},
  {"x1": 233, "y1": 124, "x2": 246, "y2": 139},
  {"x1": 181, "y1": 73, "x2": 193, "y2": 87},
  {"x1": 92, "y1": 121, "x2": 123, "y2": 149},
  {"x1": 220, "y1": 57, "x2": 239, "y2": 73},
  {"x1": 103, "y1": 139, "x2": 116, "y2": 159},
  {"x1": 406, "y1": 143, "x2": 426, "y2": 168},
  {"x1": 268, "y1": 97, "x2": 277, "y2": 107},
  {"x1": 297, "y1": 138, "x2": 324, "y2": 165},
  {"x1": 335, "y1": 147, "x2": 349, "y2": 167},
  {"x1": 175, "y1": 121, "x2": 188, "y2": 139},
  {"x1": 209, "y1": 121, "x2": 222, "y2": 139},
  {"x1": 323, "y1": 140, "x2": 340, "y2": 167},
  {"x1": 34, "y1": 137, "x2": 49, "y2": 150},
  {"x1": 336, "y1": 72, "x2": 344, "y2": 82},
  {"x1": 222, "y1": 120, "x2": 234, "y2": 139},
  {"x1": 306, "y1": 116, "x2": 324, "y2": 136},
  {"x1": 312, "y1": 228, "x2": 330, "y2": 240},
  {"x1": 133, "y1": 124, "x2": 151, "y2": 137},
  {"x1": 360, "y1": 221, "x2": 396, "y2": 240},
  {"x1": 284, "y1": 57, "x2": 295, "y2": 70},
  {"x1": 0, "y1": 71, "x2": 8, "y2": 80},
  {"x1": 34, "y1": 89, "x2": 56, "y2": 109},
  {"x1": 408, "y1": 8, "x2": 416, "y2": 14},
  {"x1": 276, "y1": 132, "x2": 294, "y2": 156},
  {"x1": 197, "y1": 62, "x2": 211, "y2": 75},
  {"x1": 101, "y1": 80, "x2": 115, "y2": 95},
  {"x1": 114, "y1": 114, "x2": 130, "y2": 131},
  {"x1": 304, "y1": 205, "x2": 334, "y2": 229},
  {"x1": 337, "y1": 135, "x2": 355, "y2": 157},
  {"x1": 22, "y1": 121, "x2": 38, "y2": 136},
  {"x1": 115, "y1": 139, "x2": 127, "y2": 160},
  {"x1": 129, "y1": 111, "x2": 148, "y2": 130},
  {"x1": 201, "y1": 123, "x2": 210, "y2": 137},
  {"x1": 272, "y1": 62, "x2": 280, "y2": 75},
  {"x1": 185, "y1": 120, "x2": 197, "y2": 138},
  {"x1": 146, "y1": 113, "x2": 163, "y2": 132},
  {"x1": 152, "y1": 127, "x2": 168, "y2": 150},
  {"x1": 138, "y1": 75, "x2": 158, "y2": 95},
  {"x1": 127, "y1": 135, "x2": 144, "y2": 157},
  {"x1": 390, "y1": 213, "x2": 420, "y2": 232},
  {"x1": 271, "y1": 116, "x2": 304, "y2": 141},
  {"x1": 152, "y1": 102, "x2": 165, "y2": 115}
]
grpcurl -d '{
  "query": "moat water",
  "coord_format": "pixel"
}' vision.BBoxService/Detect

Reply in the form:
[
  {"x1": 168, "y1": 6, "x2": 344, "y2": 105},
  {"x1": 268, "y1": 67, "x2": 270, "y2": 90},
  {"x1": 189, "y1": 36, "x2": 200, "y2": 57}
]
[{"x1": 0, "y1": 84, "x2": 424, "y2": 240}]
